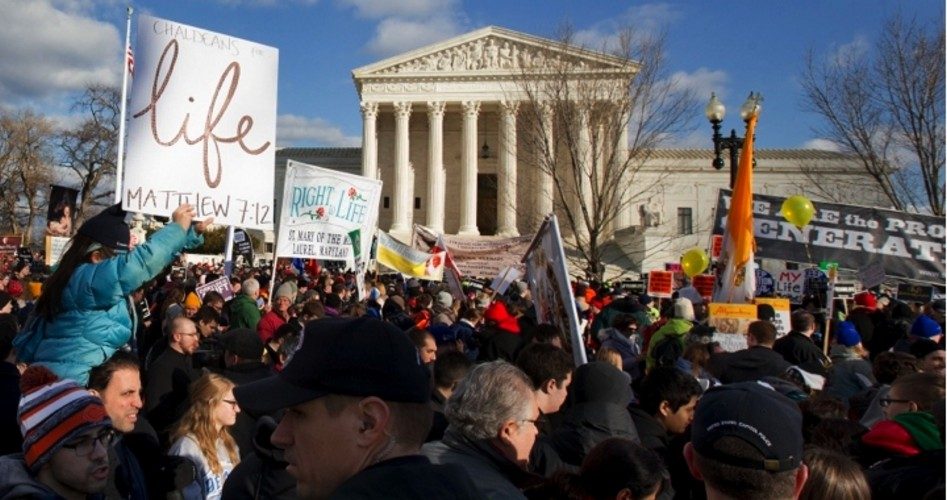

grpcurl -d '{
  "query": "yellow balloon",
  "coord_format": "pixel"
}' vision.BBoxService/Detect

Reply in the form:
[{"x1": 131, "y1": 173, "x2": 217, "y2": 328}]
[
  {"x1": 680, "y1": 247, "x2": 710, "y2": 278},
  {"x1": 781, "y1": 195, "x2": 815, "y2": 228}
]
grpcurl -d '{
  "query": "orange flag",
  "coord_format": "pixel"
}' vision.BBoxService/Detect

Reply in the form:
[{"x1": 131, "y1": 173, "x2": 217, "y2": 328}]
[{"x1": 713, "y1": 104, "x2": 759, "y2": 303}]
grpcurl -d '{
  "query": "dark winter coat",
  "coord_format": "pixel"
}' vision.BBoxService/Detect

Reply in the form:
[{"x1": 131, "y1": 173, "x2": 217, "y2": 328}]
[
  {"x1": 709, "y1": 346, "x2": 791, "y2": 384},
  {"x1": 773, "y1": 330, "x2": 829, "y2": 375}
]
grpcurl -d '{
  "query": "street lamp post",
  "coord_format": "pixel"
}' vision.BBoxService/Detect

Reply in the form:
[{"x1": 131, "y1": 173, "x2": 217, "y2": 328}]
[{"x1": 705, "y1": 92, "x2": 760, "y2": 188}]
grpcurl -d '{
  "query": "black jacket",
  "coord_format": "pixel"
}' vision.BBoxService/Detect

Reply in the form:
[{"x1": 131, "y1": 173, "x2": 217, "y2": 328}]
[
  {"x1": 0, "y1": 361, "x2": 22, "y2": 456},
  {"x1": 709, "y1": 346, "x2": 791, "y2": 384},
  {"x1": 548, "y1": 362, "x2": 639, "y2": 467},
  {"x1": 773, "y1": 331, "x2": 829, "y2": 375},
  {"x1": 332, "y1": 454, "x2": 482, "y2": 499},
  {"x1": 867, "y1": 449, "x2": 945, "y2": 499}
]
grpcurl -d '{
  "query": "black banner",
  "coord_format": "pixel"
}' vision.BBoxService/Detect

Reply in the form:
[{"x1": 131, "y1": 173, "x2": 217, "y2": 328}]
[
  {"x1": 232, "y1": 228, "x2": 254, "y2": 264},
  {"x1": 713, "y1": 190, "x2": 945, "y2": 284}
]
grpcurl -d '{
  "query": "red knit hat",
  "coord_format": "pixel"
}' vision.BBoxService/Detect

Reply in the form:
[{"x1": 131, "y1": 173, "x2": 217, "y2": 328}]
[{"x1": 854, "y1": 291, "x2": 877, "y2": 310}]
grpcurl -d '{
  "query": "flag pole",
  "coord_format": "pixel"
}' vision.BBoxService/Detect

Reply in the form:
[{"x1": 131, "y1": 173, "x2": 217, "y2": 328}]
[{"x1": 114, "y1": 5, "x2": 133, "y2": 204}]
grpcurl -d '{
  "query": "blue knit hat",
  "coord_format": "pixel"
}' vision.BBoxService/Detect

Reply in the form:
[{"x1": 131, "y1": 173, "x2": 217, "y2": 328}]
[
  {"x1": 835, "y1": 321, "x2": 861, "y2": 347},
  {"x1": 911, "y1": 315, "x2": 942, "y2": 339}
]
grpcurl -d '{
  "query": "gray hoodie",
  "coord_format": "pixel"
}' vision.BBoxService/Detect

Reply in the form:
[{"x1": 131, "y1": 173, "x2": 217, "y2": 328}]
[{"x1": 0, "y1": 454, "x2": 61, "y2": 500}]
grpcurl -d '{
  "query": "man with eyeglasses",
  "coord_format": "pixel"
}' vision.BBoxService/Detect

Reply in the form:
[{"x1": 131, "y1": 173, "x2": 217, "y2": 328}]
[
  {"x1": 422, "y1": 360, "x2": 544, "y2": 499},
  {"x1": 0, "y1": 365, "x2": 114, "y2": 498},
  {"x1": 146, "y1": 316, "x2": 201, "y2": 446}
]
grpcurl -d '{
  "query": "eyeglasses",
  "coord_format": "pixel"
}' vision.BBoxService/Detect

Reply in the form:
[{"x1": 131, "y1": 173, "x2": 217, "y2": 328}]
[
  {"x1": 61, "y1": 428, "x2": 116, "y2": 457},
  {"x1": 221, "y1": 399, "x2": 239, "y2": 410},
  {"x1": 879, "y1": 397, "x2": 912, "y2": 408}
]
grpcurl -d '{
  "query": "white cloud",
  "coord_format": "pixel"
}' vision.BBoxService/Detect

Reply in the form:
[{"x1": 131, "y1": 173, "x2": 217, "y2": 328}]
[
  {"x1": 574, "y1": 3, "x2": 680, "y2": 51},
  {"x1": 337, "y1": 0, "x2": 464, "y2": 57},
  {"x1": 277, "y1": 114, "x2": 359, "y2": 147},
  {"x1": 669, "y1": 67, "x2": 728, "y2": 102},
  {"x1": 0, "y1": 0, "x2": 120, "y2": 104},
  {"x1": 801, "y1": 138, "x2": 842, "y2": 151},
  {"x1": 212, "y1": 0, "x2": 320, "y2": 6},
  {"x1": 338, "y1": 0, "x2": 455, "y2": 19},
  {"x1": 829, "y1": 35, "x2": 870, "y2": 66},
  {"x1": 365, "y1": 15, "x2": 463, "y2": 57}
]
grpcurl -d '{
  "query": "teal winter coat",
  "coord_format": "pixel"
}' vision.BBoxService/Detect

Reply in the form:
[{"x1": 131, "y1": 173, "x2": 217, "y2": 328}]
[{"x1": 14, "y1": 222, "x2": 202, "y2": 385}]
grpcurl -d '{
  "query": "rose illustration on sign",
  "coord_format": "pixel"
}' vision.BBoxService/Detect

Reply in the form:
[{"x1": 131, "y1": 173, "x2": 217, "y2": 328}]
[{"x1": 347, "y1": 187, "x2": 368, "y2": 202}]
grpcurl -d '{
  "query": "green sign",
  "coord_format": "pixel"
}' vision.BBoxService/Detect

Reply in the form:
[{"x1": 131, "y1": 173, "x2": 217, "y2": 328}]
[{"x1": 348, "y1": 229, "x2": 362, "y2": 260}]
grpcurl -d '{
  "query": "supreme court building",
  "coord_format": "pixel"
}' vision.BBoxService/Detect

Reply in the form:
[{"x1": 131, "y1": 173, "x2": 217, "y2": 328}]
[{"x1": 275, "y1": 26, "x2": 886, "y2": 275}]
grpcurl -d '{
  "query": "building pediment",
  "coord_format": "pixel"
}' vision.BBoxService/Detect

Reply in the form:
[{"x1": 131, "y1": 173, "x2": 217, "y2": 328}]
[{"x1": 352, "y1": 26, "x2": 635, "y2": 80}]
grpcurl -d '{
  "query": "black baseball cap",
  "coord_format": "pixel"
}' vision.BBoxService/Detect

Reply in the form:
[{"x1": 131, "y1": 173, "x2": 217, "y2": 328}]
[
  {"x1": 218, "y1": 328, "x2": 264, "y2": 360},
  {"x1": 234, "y1": 317, "x2": 430, "y2": 414},
  {"x1": 691, "y1": 381, "x2": 803, "y2": 473}
]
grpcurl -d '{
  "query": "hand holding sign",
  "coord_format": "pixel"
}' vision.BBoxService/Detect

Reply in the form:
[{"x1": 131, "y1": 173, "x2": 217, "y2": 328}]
[{"x1": 171, "y1": 204, "x2": 214, "y2": 233}]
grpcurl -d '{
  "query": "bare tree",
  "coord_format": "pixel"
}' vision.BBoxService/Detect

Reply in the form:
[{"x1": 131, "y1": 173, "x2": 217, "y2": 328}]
[
  {"x1": 801, "y1": 14, "x2": 944, "y2": 215},
  {"x1": 59, "y1": 84, "x2": 120, "y2": 224},
  {"x1": 513, "y1": 26, "x2": 697, "y2": 280},
  {"x1": 0, "y1": 109, "x2": 55, "y2": 245}
]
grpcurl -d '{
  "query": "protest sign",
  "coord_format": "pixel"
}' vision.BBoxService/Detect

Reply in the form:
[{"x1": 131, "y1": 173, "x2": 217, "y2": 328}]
[
  {"x1": 755, "y1": 268, "x2": 775, "y2": 296},
  {"x1": 775, "y1": 269, "x2": 806, "y2": 303},
  {"x1": 413, "y1": 225, "x2": 532, "y2": 278},
  {"x1": 195, "y1": 276, "x2": 234, "y2": 301},
  {"x1": 123, "y1": 15, "x2": 279, "y2": 230},
  {"x1": 710, "y1": 234, "x2": 723, "y2": 260},
  {"x1": 692, "y1": 275, "x2": 716, "y2": 301},
  {"x1": 275, "y1": 161, "x2": 382, "y2": 265},
  {"x1": 0, "y1": 236, "x2": 21, "y2": 255},
  {"x1": 647, "y1": 270, "x2": 674, "y2": 298},
  {"x1": 897, "y1": 283, "x2": 933, "y2": 304},
  {"x1": 858, "y1": 262, "x2": 886, "y2": 290},
  {"x1": 232, "y1": 228, "x2": 254, "y2": 265},
  {"x1": 523, "y1": 215, "x2": 587, "y2": 366},
  {"x1": 45, "y1": 185, "x2": 78, "y2": 237},
  {"x1": 44, "y1": 236, "x2": 70, "y2": 267},
  {"x1": 490, "y1": 266, "x2": 522, "y2": 296},
  {"x1": 712, "y1": 190, "x2": 945, "y2": 284},
  {"x1": 754, "y1": 297, "x2": 791, "y2": 335},
  {"x1": 708, "y1": 302, "x2": 757, "y2": 351}
]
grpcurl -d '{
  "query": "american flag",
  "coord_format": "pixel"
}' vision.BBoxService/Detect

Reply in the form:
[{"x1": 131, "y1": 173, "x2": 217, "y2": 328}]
[{"x1": 126, "y1": 45, "x2": 134, "y2": 76}]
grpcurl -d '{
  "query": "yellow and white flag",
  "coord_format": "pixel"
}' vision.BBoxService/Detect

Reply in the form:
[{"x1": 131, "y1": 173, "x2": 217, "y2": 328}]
[{"x1": 377, "y1": 231, "x2": 445, "y2": 280}]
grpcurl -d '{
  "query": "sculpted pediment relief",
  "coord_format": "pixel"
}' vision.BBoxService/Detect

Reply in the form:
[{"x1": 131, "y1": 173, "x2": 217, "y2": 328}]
[
  {"x1": 354, "y1": 27, "x2": 633, "y2": 79},
  {"x1": 378, "y1": 36, "x2": 610, "y2": 74}
]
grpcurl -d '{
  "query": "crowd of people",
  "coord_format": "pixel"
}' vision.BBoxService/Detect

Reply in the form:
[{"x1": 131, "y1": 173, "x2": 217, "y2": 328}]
[{"x1": 0, "y1": 202, "x2": 944, "y2": 499}]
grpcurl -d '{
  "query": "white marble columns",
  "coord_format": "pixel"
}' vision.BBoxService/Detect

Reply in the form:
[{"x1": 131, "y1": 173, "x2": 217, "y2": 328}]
[
  {"x1": 497, "y1": 100, "x2": 519, "y2": 236},
  {"x1": 360, "y1": 101, "x2": 379, "y2": 179},
  {"x1": 426, "y1": 101, "x2": 446, "y2": 233},
  {"x1": 537, "y1": 103, "x2": 555, "y2": 220},
  {"x1": 390, "y1": 101, "x2": 413, "y2": 235},
  {"x1": 458, "y1": 101, "x2": 481, "y2": 236},
  {"x1": 576, "y1": 107, "x2": 592, "y2": 239},
  {"x1": 615, "y1": 118, "x2": 632, "y2": 229}
]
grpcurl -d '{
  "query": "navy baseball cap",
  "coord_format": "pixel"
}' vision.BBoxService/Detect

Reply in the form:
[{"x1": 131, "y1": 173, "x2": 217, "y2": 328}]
[
  {"x1": 691, "y1": 381, "x2": 803, "y2": 473},
  {"x1": 234, "y1": 317, "x2": 430, "y2": 414}
]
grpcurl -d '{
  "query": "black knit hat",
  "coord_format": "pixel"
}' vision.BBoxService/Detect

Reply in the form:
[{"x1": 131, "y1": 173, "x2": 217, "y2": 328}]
[{"x1": 77, "y1": 204, "x2": 130, "y2": 251}]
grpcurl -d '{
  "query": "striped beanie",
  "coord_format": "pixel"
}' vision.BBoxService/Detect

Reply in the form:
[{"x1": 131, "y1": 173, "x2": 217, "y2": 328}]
[{"x1": 18, "y1": 366, "x2": 111, "y2": 472}]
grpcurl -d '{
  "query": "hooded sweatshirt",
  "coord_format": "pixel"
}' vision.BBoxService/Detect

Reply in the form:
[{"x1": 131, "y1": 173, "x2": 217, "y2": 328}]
[{"x1": 0, "y1": 454, "x2": 78, "y2": 500}]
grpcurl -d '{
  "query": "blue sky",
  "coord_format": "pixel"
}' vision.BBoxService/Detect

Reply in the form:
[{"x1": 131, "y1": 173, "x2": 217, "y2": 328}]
[{"x1": 0, "y1": 0, "x2": 941, "y2": 150}]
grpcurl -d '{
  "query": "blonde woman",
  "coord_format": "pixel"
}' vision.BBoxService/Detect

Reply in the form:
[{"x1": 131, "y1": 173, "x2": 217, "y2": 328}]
[{"x1": 169, "y1": 373, "x2": 241, "y2": 499}]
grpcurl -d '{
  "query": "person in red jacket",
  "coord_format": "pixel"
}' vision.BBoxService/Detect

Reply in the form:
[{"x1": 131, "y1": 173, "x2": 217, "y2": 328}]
[{"x1": 257, "y1": 283, "x2": 294, "y2": 344}]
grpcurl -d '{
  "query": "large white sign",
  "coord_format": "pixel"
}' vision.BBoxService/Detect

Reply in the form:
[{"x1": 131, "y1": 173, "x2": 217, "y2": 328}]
[
  {"x1": 275, "y1": 160, "x2": 382, "y2": 264},
  {"x1": 123, "y1": 15, "x2": 278, "y2": 230}
]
